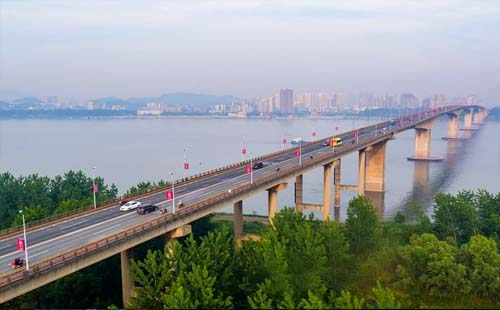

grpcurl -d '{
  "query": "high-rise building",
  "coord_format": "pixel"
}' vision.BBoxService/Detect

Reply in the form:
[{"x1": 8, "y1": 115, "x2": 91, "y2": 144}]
[
  {"x1": 430, "y1": 94, "x2": 448, "y2": 107},
  {"x1": 279, "y1": 89, "x2": 294, "y2": 114},
  {"x1": 399, "y1": 93, "x2": 420, "y2": 109}
]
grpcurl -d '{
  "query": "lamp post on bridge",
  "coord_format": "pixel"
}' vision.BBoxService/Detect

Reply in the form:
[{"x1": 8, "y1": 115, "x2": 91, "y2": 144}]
[
  {"x1": 92, "y1": 166, "x2": 97, "y2": 209},
  {"x1": 18, "y1": 210, "x2": 29, "y2": 272},
  {"x1": 169, "y1": 172, "x2": 176, "y2": 214},
  {"x1": 183, "y1": 148, "x2": 189, "y2": 179}
]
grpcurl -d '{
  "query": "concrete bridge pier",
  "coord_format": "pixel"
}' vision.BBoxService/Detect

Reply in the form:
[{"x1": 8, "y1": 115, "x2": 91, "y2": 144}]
[
  {"x1": 121, "y1": 248, "x2": 135, "y2": 308},
  {"x1": 323, "y1": 162, "x2": 333, "y2": 220},
  {"x1": 443, "y1": 112, "x2": 459, "y2": 139},
  {"x1": 407, "y1": 119, "x2": 443, "y2": 161},
  {"x1": 333, "y1": 159, "x2": 341, "y2": 209},
  {"x1": 267, "y1": 183, "x2": 287, "y2": 226},
  {"x1": 463, "y1": 109, "x2": 473, "y2": 129},
  {"x1": 295, "y1": 175, "x2": 303, "y2": 213},
  {"x1": 233, "y1": 200, "x2": 243, "y2": 240},
  {"x1": 358, "y1": 141, "x2": 387, "y2": 196}
]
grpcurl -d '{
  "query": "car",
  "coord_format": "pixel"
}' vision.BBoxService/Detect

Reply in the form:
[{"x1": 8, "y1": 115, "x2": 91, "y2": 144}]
[
  {"x1": 120, "y1": 200, "x2": 141, "y2": 211},
  {"x1": 322, "y1": 140, "x2": 330, "y2": 146},
  {"x1": 252, "y1": 162, "x2": 264, "y2": 169},
  {"x1": 136, "y1": 204, "x2": 158, "y2": 214}
]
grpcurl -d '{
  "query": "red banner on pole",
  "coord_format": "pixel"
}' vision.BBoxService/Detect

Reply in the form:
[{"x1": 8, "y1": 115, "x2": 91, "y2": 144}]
[
  {"x1": 241, "y1": 148, "x2": 246, "y2": 155},
  {"x1": 184, "y1": 162, "x2": 189, "y2": 170},
  {"x1": 93, "y1": 184, "x2": 98, "y2": 193},
  {"x1": 282, "y1": 138, "x2": 286, "y2": 144},
  {"x1": 245, "y1": 166, "x2": 251, "y2": 174},
  {"x1": 312, "y1": 131, "x2": 316, "y2": 137},
  {"x1": 166, "y1": 191, "x2": 173, "y2": 200},
  {"x1": 16, "y1": 238, "x2": 25, "y2": 251},
  {"x1": 295, "y1": 150, "x2": 301, "y2": 157},
  {"x1": 335, "y1": 126, "x2": 339, "y2": 131},
  {"x1": 354, "y1": 132, "x2": 358, "y2": 138}
]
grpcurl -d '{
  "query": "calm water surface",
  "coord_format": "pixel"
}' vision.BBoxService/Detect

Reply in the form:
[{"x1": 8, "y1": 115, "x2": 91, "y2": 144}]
[{"x1": 1, "y1": 117, "x2": 499, "y2": 220}]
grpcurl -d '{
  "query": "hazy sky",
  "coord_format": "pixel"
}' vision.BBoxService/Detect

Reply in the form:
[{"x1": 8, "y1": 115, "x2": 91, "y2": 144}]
[{"x1": 1, "y1": 0, "x2": 499, "y2": 103}]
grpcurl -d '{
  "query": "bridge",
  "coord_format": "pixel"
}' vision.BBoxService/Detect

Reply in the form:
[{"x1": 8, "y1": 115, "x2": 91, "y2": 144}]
[{"x1": 0, "y1": 104, "x2": 488, "y2": 305}]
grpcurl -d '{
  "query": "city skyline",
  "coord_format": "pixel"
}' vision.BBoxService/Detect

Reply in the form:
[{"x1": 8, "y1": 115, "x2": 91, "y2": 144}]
[{"x1": 1, "y1": 1, "x2": 499, "y2": 103}]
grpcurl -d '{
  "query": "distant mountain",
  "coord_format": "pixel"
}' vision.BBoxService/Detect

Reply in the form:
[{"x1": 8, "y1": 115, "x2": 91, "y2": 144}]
[{"x1": 93, "y1": 92, "x2": 238, "y2": 110}]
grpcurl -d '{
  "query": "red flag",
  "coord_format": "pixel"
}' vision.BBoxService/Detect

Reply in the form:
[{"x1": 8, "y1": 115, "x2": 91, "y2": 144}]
[
  {"x1": 16, "y1": 238, "x2": 25, "y2": 251},
  {"x1": 184, "y1": 162, "x2": 189, "y2": 170},
  {"x1": 295, "y1": 150, "x2": 301, "y2": 157},
  {"x1": 241, "y1": 148, "x2": 246, "y2": 155},
  {"x1": 354, "y1": 132, "x2": 358, "y2": 138},
  {"x1": 166, "y1": 191, "x2": 173, "y2": 200},
  {"x1": 245, "y1": 166, "x2": 251, "y2": 173},
  {"x1": 282, "y1": 138, "x2": 286, "y2": 144},
  {"x1": 93, "y1": 183, "x2": 98, "y2": 193}
]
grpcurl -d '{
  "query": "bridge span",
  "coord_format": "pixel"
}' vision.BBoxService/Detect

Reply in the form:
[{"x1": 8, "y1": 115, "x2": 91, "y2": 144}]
[{"x1": 0, "y1": 104, "x2": 488, "y2": 305}]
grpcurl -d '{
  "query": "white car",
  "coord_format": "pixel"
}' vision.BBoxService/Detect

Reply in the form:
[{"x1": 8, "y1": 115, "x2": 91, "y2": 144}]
[{"x1": 120, "y1": 200, "x2": 141, "y2": 211}]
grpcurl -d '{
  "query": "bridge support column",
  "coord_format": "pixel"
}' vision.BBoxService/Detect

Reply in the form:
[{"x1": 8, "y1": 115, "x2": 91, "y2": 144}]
[
  {"x1": 415, "y1": 128, "x2": 430, "y2": 158},
  {"x1": 464, "y1": 109, "x2": 472, "y2": 129},
  {"x1": 446, "y1": 113, "x2": 459, "y2": 139},
  {"x1": 295, "y1": 175, "x2": 303, "y2": 213},
  {"x1": 234, "y1": 200, "x2": 243, "y2": 240},
  {"x1": 358, "y1": 150, "x2": 366, "y2": 196},
  {"x1": 164, "y1": 225, "x2": 192, "y2": 248},
  {"x1": 323, "y1": 162, "x2": 332, "y2": 220},
  {"x1": 121, "y1": 248, "x2": 135, "y2": 308},
  {"x1": 267, "y1": 183, "x2": 287, "y2": 226},
  {"x1": 365, "y1": 141, "x2": 386, "y2": 192},
  {"x1": 333, "y1": 159, "x2": 341, "y2": 209},
  {"x1": 407, "y1": 120, "x2": 443, "y2": 161}
]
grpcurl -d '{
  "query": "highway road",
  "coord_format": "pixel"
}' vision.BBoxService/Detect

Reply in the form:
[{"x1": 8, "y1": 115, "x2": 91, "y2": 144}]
[{"x1": 0, "y1": 113, "x2": 432, "y2": 275}]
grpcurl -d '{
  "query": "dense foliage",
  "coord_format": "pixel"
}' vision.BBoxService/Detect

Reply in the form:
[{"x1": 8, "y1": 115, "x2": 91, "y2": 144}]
[
  {"x1": 0, "y1": 171, "x2": 118, "y2": 229},
  {"x1": 128, "y1": 193, "x2": 500, "y2": 309}
]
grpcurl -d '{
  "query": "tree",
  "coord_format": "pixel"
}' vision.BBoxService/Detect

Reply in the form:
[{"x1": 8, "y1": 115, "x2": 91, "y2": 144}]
[
  {"x1": 369, "y1": 281, "x2": 401, "y2": 309},
  {"x1": 460, "y1": 235, "x2": 500, "y2": 298},
  {"x1": 334, "y1": 290, "x2": 365, "y2": 309},
  {"x1": 129, "y1": 249, "x2": 172, "y2": 309},
  {"x1": 433, "y1": 192, "x2": 478, "y2": 244},
  {"x1": 396, "y1": 233, "x2": 470, "y2": 299},
  {"x1": 476, "y1": 190, "x2": 500, "y2": 239},
  {"x1": 273, "y1": 208, "x2": 327, "y2": 300},
  {"x1": 163, "y1": 263, "x2": 232, "y2": 309},
  {"x1": 345, "y1": 196, "x2": 379, "y2": 255},
  {"x1": 321, "y1": 220, "x2": 351, "y2": 292}
]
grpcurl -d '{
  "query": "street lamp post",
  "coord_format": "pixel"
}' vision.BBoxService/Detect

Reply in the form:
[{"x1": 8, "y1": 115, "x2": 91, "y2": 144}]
[
  {"x1": 169, "y1": 172, "x2": 175, "y2": 214},
  {"x1": 19, "y1": 210, "x2": 29, "y2": 271},
  {"x1": 183, "y1": 148, "x2": 189, "y2": 179},
  {"x1": 299, "y1": 142, "x2": 302, "y2": 165},
  {"x1": 92, "y1": 166, "x2": 96, "y2": 209},
  {"x1": 249, "y1": 152, "x2": 253, "y2": 184}
]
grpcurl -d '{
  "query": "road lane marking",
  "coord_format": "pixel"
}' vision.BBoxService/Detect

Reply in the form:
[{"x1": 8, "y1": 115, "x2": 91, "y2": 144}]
[
  {"x1": 60, "y1": 219, "x2": 89, "y2": 230},
  {"x1": 30, "y1": 250, "x2": 48, "y2": 258},
  {"x1": 0, "y1": 212, "x2": 133, "y2": 260},
  {"x1": 92, "y1": 223, "x2": 123, "y2": 235}
]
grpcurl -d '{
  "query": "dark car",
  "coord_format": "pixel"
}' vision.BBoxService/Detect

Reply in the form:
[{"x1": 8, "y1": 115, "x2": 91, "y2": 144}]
[
  {"x1": 136, "y1": 204, "x2": 158, "y2": 214},
  {"x1": 322, "y1": 140, "x2": 330, "y2": 146},
  {"x1": 252, "y1": 162, "x2": 264, "y2": 169}
]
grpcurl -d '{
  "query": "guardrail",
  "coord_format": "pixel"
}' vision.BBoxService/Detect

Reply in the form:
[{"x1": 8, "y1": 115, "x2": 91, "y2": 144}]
[{"x1": 0, "y1": 104, "x2": 477, "y2": 291}]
